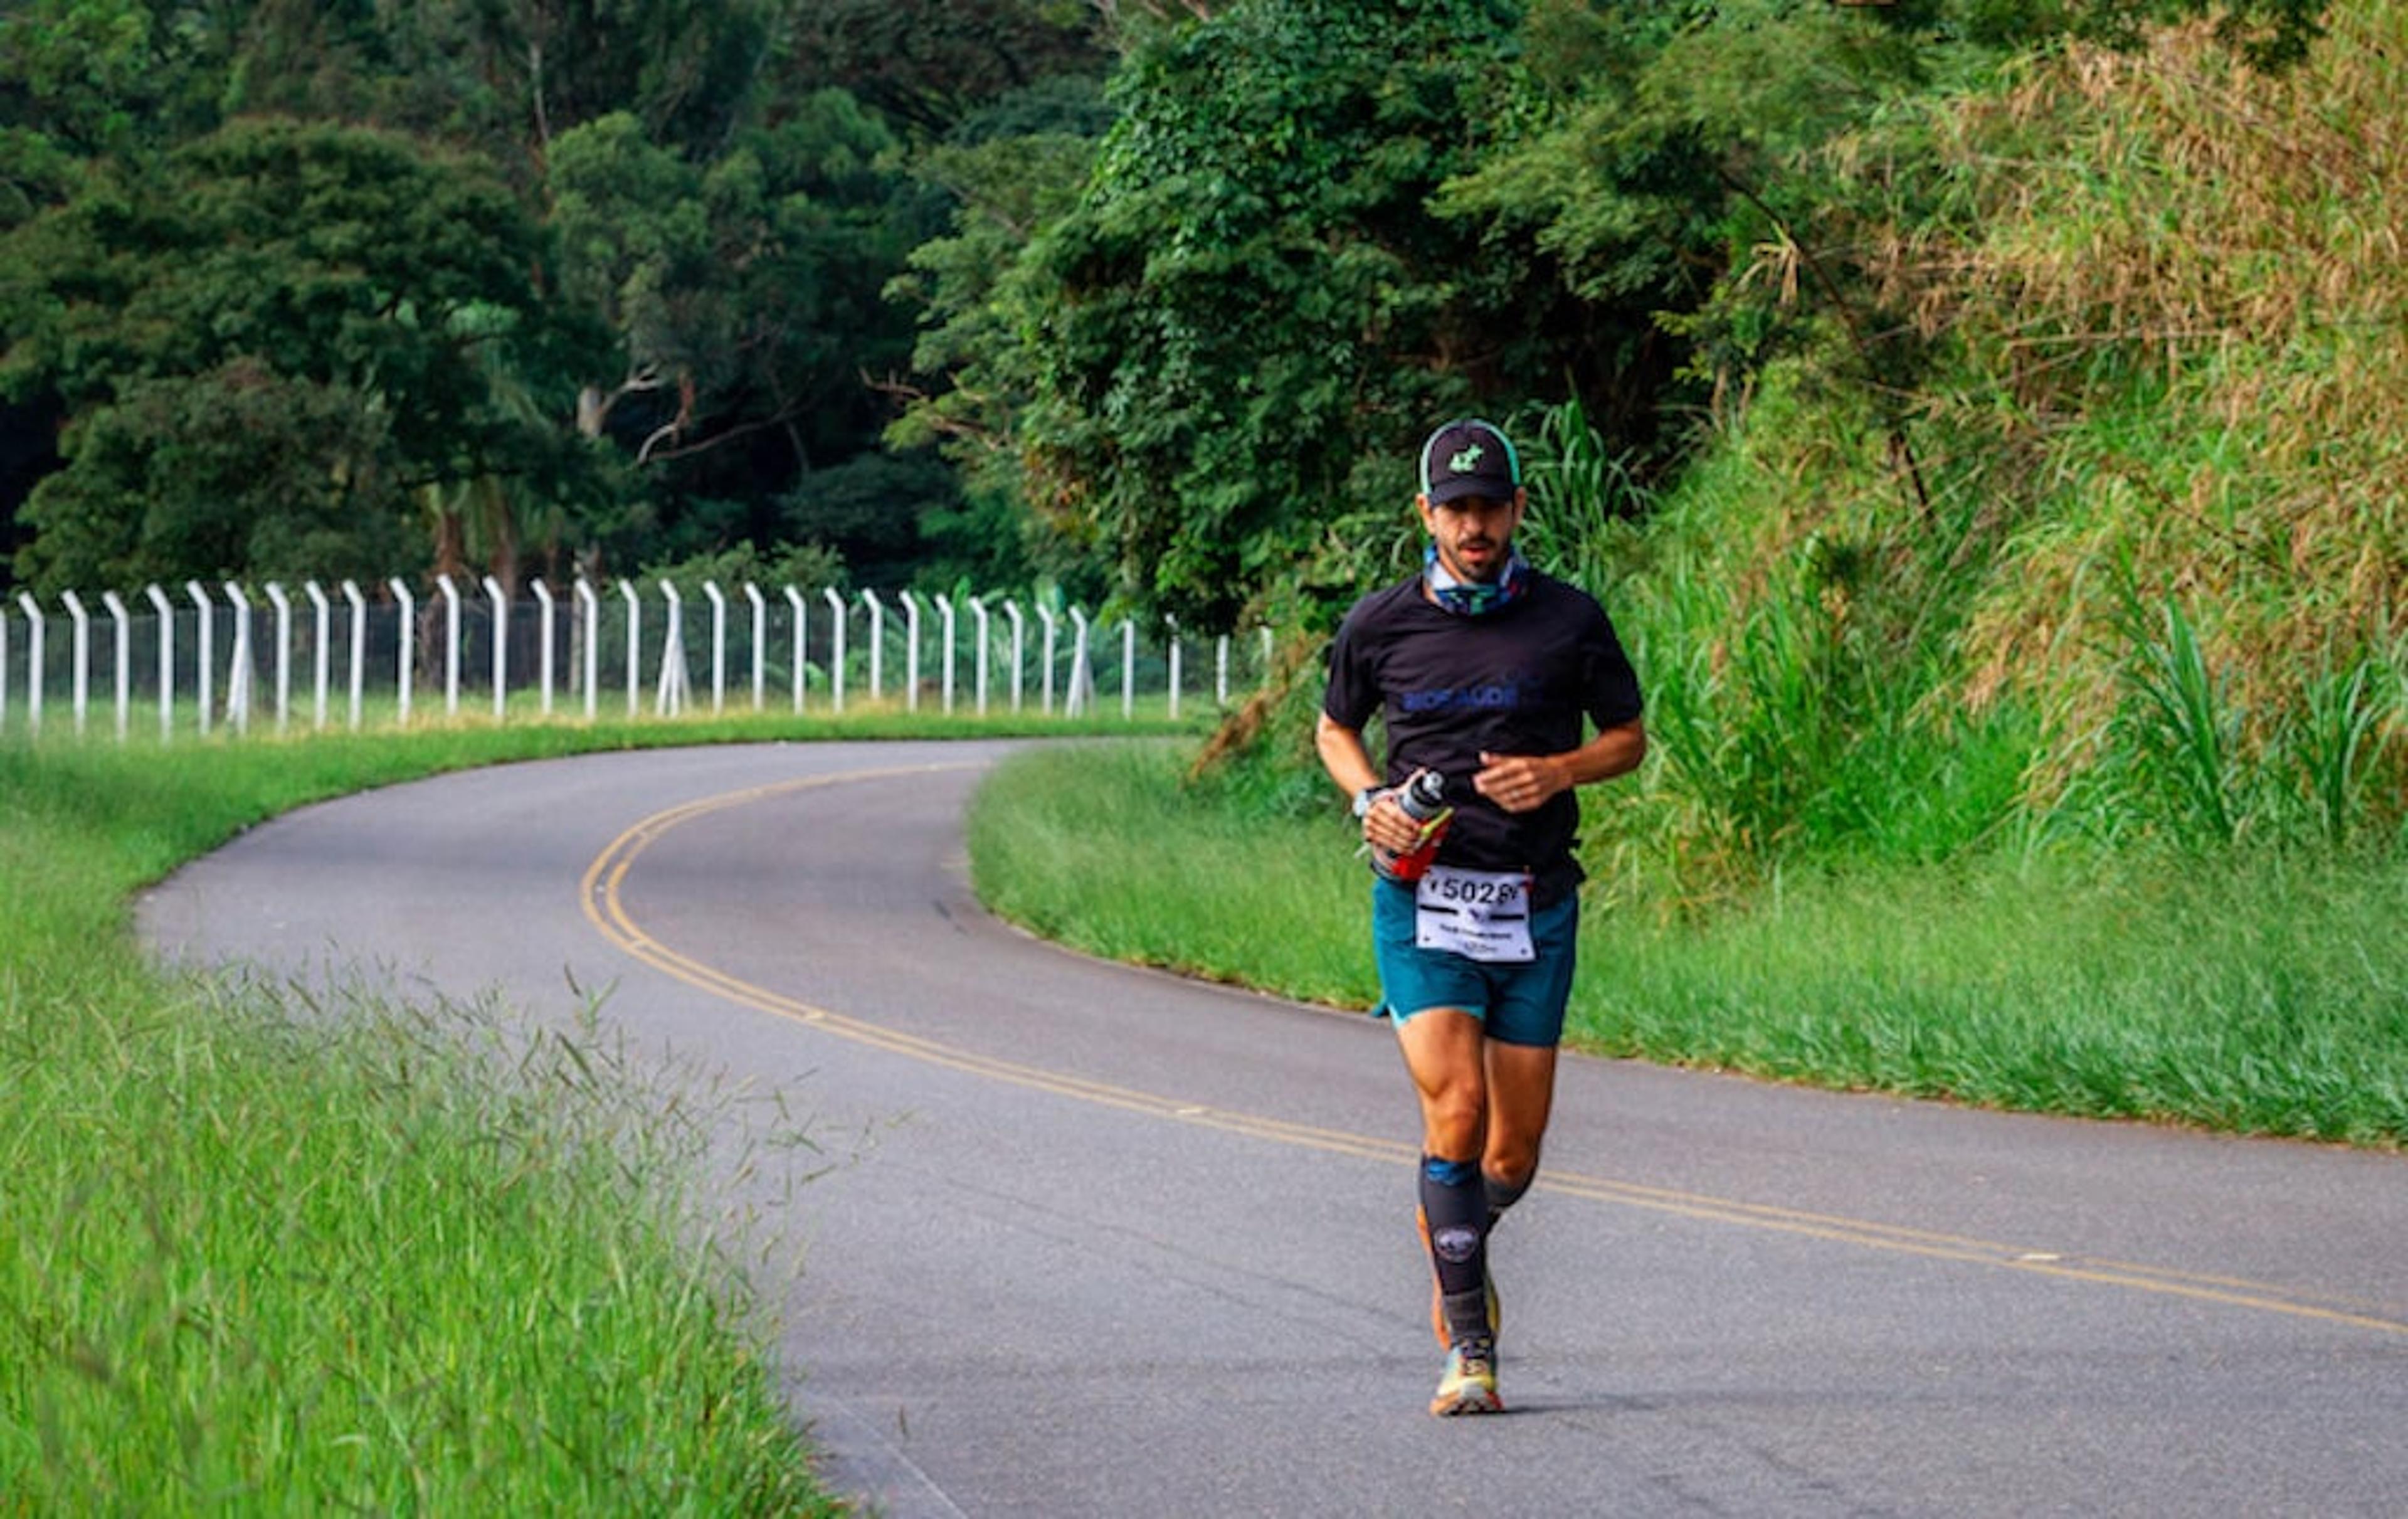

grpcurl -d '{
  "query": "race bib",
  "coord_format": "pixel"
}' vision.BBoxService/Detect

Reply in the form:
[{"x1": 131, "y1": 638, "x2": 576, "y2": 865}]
[{"x1": 1413, "y1": 866, "x2": 1535, "y2": 963}]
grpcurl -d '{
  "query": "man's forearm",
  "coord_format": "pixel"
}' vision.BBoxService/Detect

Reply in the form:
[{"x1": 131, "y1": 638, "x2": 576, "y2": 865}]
[
  {"x1": 1314, "y1": 712, "x2": 1383, "y2": 797},
  {"x1": 1553, "y1": 720, "x2": 1647, "y2": 790},
  {"x1": 1474, "y1": 720, "x2": 1647, "y2": 813}
]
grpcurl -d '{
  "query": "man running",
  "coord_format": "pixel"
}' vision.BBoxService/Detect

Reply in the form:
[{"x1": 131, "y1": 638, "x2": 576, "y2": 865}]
[{"x1": 1315, "y1": 418, "x2": 1647, "y2": 1416}]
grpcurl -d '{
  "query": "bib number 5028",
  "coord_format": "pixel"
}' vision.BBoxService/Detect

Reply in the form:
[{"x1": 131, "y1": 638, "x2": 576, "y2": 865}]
[
  {"x1": 1427, "y1": 872, "x2": 1524, "y2": 908},
  {"x1": 1413, "y1": 865, "x2": 1536, "y2": 963}
]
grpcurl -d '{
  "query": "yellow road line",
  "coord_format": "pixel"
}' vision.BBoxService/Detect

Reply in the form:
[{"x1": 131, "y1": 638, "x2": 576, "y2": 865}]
[{"x1": 579, "y1": 763, "x2": 2408, "y2": 1341}]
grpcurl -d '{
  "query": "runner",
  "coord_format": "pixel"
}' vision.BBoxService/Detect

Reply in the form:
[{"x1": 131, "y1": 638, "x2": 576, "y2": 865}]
[{"x1": 1315, "y1": 417, "x2": 1647, "y2": 1416}]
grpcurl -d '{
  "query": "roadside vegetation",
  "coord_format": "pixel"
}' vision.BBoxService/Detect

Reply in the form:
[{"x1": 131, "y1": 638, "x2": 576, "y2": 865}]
[
  {"x1": 974, "y1": 742, "x2": 2407, "y2": 1145},
  {"x1": 0, "y1": 708, "x2": 1182, "y2": 1511},
  {"x1": 969, "y1": 9, "x2": 2408, "y2": 1150}
]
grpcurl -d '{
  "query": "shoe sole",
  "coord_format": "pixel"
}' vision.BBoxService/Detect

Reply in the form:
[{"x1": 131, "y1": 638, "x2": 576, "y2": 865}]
[{"x1": 1429, "y1": 1384, "x2": 1504, "y2": 1417}]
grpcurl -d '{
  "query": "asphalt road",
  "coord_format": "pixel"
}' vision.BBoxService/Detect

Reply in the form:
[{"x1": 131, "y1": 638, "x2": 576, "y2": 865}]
[{"x1": 139, "y1": 740, "x2": 2408, "y2": 1518}]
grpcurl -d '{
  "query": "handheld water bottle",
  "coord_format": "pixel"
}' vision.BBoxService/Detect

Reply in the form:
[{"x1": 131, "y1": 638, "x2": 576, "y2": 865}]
[{"x1": 1372, "y1": 770, "x2": 1454, "y2": 883}]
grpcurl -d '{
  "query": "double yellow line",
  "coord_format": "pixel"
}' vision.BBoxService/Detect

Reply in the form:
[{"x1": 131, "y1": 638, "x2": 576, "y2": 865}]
[{"x1": 581, "y1": 762, "x2": 2408, "y2": 1341}]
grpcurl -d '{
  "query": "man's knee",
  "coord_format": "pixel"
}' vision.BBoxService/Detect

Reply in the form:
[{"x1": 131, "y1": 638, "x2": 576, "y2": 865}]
[
  {"x1": 1423, "y1": 1086, "x2": 1485, "y2": 1153},
  {"x1": 1482, "y1": 1141, "x2": 1539, "y2": 1193}
]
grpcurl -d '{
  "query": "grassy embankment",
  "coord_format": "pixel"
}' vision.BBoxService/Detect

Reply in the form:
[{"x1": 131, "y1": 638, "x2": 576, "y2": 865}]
[
  {"x1": 1, "y1": 706, "x2": 1186, "y2": 1513},
  {"x1": 969, "y1": 13, "x2": 2408, "y2": 1148},
  {"x1": 971, "y1": 741, "x2": 2407, "y2": 1144}
]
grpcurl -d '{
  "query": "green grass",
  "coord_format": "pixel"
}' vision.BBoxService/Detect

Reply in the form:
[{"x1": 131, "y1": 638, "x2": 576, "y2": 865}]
[
  {"x1": 967, "y1": 739, "x2": 2408, "y2": 1147},
  {"x1": 1, "y1": 708, "x2": 1201, "y2": 1514},
  {"x1": 968, "y1": 739, "x2": 1374, "y2": 1007}
]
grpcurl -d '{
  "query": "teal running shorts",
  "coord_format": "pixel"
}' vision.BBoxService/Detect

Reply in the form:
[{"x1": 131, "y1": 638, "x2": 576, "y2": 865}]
[{"x1": 1370, "y1": 877, "x2": 1580, "y2": 1048}]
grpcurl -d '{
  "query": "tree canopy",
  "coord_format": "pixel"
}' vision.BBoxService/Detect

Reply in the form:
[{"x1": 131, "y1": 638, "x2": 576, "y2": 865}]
[{"x1": 0, "y1": 0, "x2": 2334, "y2": 613}]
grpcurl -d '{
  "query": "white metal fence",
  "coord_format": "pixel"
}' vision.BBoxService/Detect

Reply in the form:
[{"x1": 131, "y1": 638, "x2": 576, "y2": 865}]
[{"x1": 0, "y1": 576, "x2": 1279, "y2": 743}]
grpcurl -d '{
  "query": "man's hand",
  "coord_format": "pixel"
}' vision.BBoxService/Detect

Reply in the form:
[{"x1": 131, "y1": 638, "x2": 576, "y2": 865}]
[
  {"x1": 1472, "y1": 751, "x2": 1568, "y2": 814},
  {"x1": 1472, "y1": 723, "x2": 1647, "y2": 813},
  {"x1": 1360, "y1": 783, "x2": 1439, "y2": 853}
]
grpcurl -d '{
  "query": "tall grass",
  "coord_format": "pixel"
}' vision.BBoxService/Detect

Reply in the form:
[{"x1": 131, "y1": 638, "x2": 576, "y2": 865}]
[
  {"x1": 968, "y1": 739, "x2": 1372, "y2": 1007},
  {"x1": 3, "y1": 719, "x2": 1121, "y2": 1512},
  {"x1": 1501, "y1": 7, "x2": 2405, "y2": 887},
  {"x1": 968, "y1": 741, "x2": 2408, "y2": 1146}
]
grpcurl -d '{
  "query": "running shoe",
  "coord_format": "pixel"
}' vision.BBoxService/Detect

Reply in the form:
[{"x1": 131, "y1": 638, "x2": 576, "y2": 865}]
[
  {"x1": 1428, "y1": 1341, "x2": 1504, "y2": 1417},
  {"x1": 1416, "y1": 1207, "x2": 1501, "y2": 1350}
]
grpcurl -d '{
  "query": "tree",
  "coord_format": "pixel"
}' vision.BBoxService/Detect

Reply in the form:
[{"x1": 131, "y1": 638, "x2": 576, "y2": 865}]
[
  {"x1": 1004, "y1": 0, "x2": 1595, "y2": 630},
  {"x1": 15, "y1": 360, "x2": 418, "y2": 590},
  {"x1": 1440, "y1": 0, "x2": 2334, "y2": 507},
  {"x1": 1, "y1": 119, "x2": 605, "y2": 591},
  {"x1": 547, "y1": 92, "x2": 929, "y2": 531},
  {"x1": 776, "y1": 0, "x2": 1110, "y2": 139},
  {"x1": 0, "y1": 0, "x2": 235, "y2": 156},
  {"x1": 884, "y1": 74, "x2": 1115, "y2": 593}
]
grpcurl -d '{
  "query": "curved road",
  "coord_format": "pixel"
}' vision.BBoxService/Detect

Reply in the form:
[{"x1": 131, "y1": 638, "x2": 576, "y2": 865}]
[{"x1": 139, "y1": 741, "x2": 2407, "y2": 1517}]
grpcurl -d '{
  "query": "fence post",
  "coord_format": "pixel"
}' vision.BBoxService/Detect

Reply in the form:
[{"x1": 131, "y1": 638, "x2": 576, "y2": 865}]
[
  {"x1": 187, "y1": 582, "x2": 213, "y2": 736},
  {"x1": 61, "y1": 590, "x2": 90, "y2": 736},
  {"x1": 1217, "y1": 635, "x2": 1230, "y2": 707},
  {"x1": 304, "y1": 582, "x2": 331, "y2": 730},
  {"x1": 388, "y1": 578, "x2": 416, "y2": 728},
  {"x1": 532, "y1": 579, "x2": 556, "y2": 716},
  {"x1": 936, "y1": 594, "x2": 957, "y2": 714},
  {"x1": 102, "y1": 591, "x2": 132, "y2": 742},
  {"x1": 435, "y1": 575, "x2": 461, "y2": 716},
  {"x1": 1121, "y1": 618, "x2": 1135, "y2": 721},
  {"x1": 702, "y1": 580, "x2": 727, "y2": 714},
  {"x1": 223, "y1": 582, "x2": 253, "y2": 735},
  {"x1": 861, "y1": 590, "x2": 884, "y2": 703},
  {"x1": 1262, "y1": 625, "x2": 1274, "y2": 687},
  {"x1": 1004, "y1": 600, "x2": 1024, "y2": 712},
  {"x1": 1036, "y1": 605, "x2": 1057, "y2": 715},
  {"x1": 745, "y1": 583, "x2": 766, "y2": 712},
  {"x1": 656, "y1": 580, "x2": 688, "y2": 716},
  {"x1": 576, "y1": 578, "x2": 600, "y2": 721},
  {"x1": 784, "y1": 586, "x2": 808, "y2": 712},
  {"x1": 969, "y1": 596, "x2": 990, "y2": 716},
  {"x1": 14, "y1": 593, "x2": 42, "y2": 736},
  {"x1": 618, "y1": 580, "x2": 641, "y2": 717},
  {"x1": 145, "y1": 585, "x2": 174, "y2": 741},
  {"x1": 899, "y1": 590, "x2": 921, "y2": 712},
  {"x1": 1166, "y1": 613, "x2": 1181, "y2": 722},
  {"x1": 342, "y1": 581, "x2": 366, "y2": 729},
  {"x1": 1067, "y1": 606, "x2": 1092, "y2": 718},
  {"x1": 478, "y1": 576, "x2": 507, "y2": 721},
  {"x1": 263, "y1": 583, "x2": 294, "y2": 733},
  {"x1": 0, "y1": 601, "x2": 8, "y2": 735},
  {"x1": 822, "y1": 587, "x2": 847, "y2": 714}
]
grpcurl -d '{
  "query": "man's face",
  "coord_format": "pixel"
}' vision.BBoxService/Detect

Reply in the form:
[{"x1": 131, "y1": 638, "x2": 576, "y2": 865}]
[{"x1": 1417, "y1": 490, "x2": 1527, "y2": 584}]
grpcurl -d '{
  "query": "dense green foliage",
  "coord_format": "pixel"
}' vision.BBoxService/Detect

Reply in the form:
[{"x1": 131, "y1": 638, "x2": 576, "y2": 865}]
[
  {"x1": 3, "y1": 0, "x2": 2390, "y2": 948},
  {"x1": 4, "y1": 119, "x2": 601, "y2": 590},
  {"x1": 0, "y1": 0, "x2": 1111, "y2": 596}
]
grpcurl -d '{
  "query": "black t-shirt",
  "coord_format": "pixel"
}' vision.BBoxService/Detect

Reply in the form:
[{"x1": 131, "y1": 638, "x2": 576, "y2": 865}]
[{"x1": 1322, "y1": 569, "x2": 1644, "y2": 904}]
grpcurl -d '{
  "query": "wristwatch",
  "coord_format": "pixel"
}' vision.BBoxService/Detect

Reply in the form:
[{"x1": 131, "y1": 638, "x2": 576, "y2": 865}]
[{"x1": 1352, "y1": 785, "x2": 1382, "y2": 820}]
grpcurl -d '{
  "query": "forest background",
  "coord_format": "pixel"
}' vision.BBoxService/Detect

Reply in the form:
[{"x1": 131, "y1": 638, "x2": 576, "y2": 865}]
[{"x1": 4, "y1": 0, "x2": 2401, "y2": 897}]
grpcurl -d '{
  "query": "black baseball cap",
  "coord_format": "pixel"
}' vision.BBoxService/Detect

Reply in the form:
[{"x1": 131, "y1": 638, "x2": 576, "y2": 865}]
[{"x1": 1418, "y1": 418, "x2": 1521, "y2": 505}]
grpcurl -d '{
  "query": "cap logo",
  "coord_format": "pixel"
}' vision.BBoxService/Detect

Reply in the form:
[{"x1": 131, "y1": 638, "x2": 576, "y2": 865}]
[{"x1": 1449, "y1": 443, "x2": 1485, "y2": 473}]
